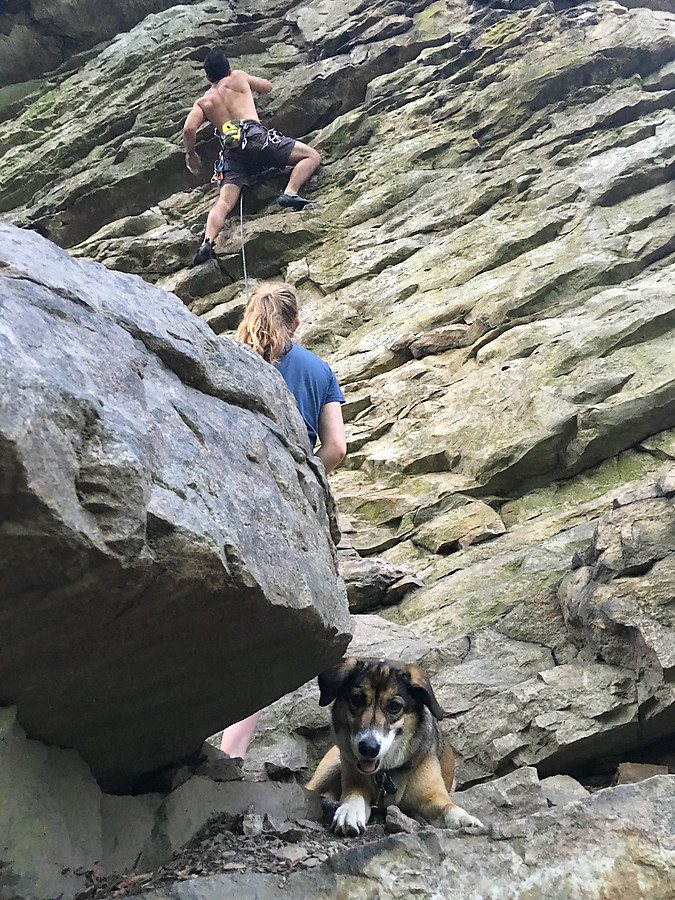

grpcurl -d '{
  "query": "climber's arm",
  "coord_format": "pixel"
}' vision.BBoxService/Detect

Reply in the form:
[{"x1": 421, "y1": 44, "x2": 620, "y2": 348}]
[
  {"x1": 183, "y1": 103, "x2": 206, "y2": 173},
  {"x1": 316, "y1": 402, "x2": 346, "y2": 474},
  {"x1": 246, "y1": 73, "x2": 273, "y2": 95}
]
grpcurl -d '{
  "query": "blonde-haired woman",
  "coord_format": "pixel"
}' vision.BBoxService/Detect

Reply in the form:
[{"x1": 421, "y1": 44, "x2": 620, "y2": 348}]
[
  {"x1": 220, "y1": 282, "x2": 346, "y2": 759},
  {"x1": 236, "y1": 281, "x2": 346, "y2": 473}
]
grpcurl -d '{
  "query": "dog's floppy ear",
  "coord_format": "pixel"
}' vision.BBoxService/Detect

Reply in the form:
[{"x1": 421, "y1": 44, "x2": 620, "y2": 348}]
[
  {"x1": 404, "y1": 664, "x2": 446, "y2": 720},
  {"x1": 317, "y1": 657, "x2": 361, "y2": 707}
]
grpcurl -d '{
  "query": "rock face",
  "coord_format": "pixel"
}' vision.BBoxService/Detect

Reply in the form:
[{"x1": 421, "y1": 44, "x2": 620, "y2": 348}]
[
  {"x1": 0, "y1": 707, "x2": 103, "y2": 900},
  {"x1": 251, "y1": 471, "x2": 675, "y2": 789},
  {"x1": 0, "y1": 222, "x2": 351, "y2": 790},
  {"x1": 0, "y1": 707, "x2": 320, "y2": 900},
  {"x1": 1, "y1": 0, "x2": 675, "y2": 895},
  {"x1": 559, "y1": 479, "x2": 675, "y2": 724},
  {"x1": 0, "y1": 0, "x2": 202, "y2": 87},
  {"x1": 337, "y1": 547, "x2": 422, "y2": 612},
  {"x1": 243, "y1": 474, "x2": 675, "y2": 788},
  {"x1": 1, "y1": 0, "x2": 672, "y2": 609}
]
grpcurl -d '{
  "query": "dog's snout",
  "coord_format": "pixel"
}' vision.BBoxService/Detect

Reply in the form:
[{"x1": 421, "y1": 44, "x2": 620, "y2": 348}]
[{"x1": 358, "y1": 736, "x2": 380, "y2": 759}]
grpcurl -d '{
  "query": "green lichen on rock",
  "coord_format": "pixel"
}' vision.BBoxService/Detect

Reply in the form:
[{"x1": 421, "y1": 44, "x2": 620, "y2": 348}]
[
  {"x1": 478, "y1": 13, "x2": 531, "y2": 50},
  {"x1": 1, "y1": 0, "x2": 675, "y2": 670}
]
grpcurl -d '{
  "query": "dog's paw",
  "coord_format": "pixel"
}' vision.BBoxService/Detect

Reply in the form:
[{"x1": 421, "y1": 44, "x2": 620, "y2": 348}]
[
  {"x1": 443, "y1": 805, "x2": 484, "y2": 832},
  {"x1": 332, "y1": 795, "x2": 369, "y2": 836}
]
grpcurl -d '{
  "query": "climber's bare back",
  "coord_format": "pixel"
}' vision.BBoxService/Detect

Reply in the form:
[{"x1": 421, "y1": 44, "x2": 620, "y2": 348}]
[{"x1": 194, "y1": 69, "x2": 271, "y2": 129}]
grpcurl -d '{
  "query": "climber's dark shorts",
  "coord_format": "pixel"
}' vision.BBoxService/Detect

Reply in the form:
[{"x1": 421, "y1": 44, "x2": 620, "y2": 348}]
[{"x1": 213, "y1": 121, "x2": 296, "y2": 189}]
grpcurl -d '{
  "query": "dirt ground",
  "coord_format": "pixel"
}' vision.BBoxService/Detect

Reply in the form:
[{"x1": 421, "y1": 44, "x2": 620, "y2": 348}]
[{"x1": 75, "y1": 806, "x2": 388, "y2": 899}]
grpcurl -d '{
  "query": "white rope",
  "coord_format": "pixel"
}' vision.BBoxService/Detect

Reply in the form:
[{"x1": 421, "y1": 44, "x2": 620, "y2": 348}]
[{"x1": 239, "y1": 190, "x2": 248, "y2": 303}]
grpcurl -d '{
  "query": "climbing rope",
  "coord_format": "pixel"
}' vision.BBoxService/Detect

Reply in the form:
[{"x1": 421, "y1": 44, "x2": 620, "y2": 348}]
[{"x1": 239, "y1": 190, "x2": 249, "y2": 304}]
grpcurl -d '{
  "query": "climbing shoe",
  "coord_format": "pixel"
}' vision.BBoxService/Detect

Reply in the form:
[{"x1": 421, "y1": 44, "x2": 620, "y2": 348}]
[
  {"x1": 192, "y1": 239, "x2": 216, "y2": 266},
  {"x1": 278, "y1": 192, "x2": 315, "y2": 211}
]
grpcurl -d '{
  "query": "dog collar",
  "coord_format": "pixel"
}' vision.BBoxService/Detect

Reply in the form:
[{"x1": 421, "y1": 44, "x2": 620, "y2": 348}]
[
  {"x1": 376, "y1": 771, "x2": 398, "y2": 794},
  {"x1": 374, "y1": 770, "x2": 398, "y2": 808}
]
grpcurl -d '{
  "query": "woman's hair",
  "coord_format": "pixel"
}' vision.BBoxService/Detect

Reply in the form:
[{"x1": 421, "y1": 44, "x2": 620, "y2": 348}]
[
  {"x1": 204, "y1": 49, "x2": 231, "y2": 82},
  {"x1": 236, "y1": 282, "x2": 298, "y2": 364}
]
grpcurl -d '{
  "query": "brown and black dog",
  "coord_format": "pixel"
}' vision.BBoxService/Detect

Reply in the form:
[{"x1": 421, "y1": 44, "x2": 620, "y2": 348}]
[{"x1": 306, "y1": 657, "x2": 484, "y2": 836}]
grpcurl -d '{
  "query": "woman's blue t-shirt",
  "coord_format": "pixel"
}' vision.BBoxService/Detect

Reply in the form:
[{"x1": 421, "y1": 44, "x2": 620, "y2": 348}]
[{"x1": 275, "y1": 343, "x2": 345, "y2": 447}]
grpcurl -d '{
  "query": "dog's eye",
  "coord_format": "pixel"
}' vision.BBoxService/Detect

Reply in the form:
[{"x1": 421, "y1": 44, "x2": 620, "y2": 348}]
[
  {"x1": 387, "y1": 700, "x2": 403, "y2": 715},
  {"x1": 350, "y1": 692, "x2": 365, "y2": 708}
]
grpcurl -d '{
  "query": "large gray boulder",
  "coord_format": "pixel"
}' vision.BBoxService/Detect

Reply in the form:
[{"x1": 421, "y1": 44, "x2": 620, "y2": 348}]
[{"x1": 0, "y1": 222, "x2": 351, "y2": 790}]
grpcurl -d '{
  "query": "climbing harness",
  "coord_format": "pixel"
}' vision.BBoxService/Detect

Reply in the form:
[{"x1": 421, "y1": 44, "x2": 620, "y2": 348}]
[
  {"x1": 211, "y1": 121, "x2": 283, "y2": 186},
  {"x1": 211, "y1": 121, "x2": 249, "y2": 185},
  {"x1": 260, "y1": 127, "x2": 283, "y2": 152},
  {"x1": 211, "y1": 152, "x2": 225, "y2": 186},
  {"x1": 221, "y1": 120, "x2": 246, "y2": 149}
]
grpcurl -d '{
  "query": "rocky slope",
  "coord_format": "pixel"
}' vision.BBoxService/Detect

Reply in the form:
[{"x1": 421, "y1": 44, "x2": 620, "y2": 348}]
[
  {"x1": 1, "y1": 0, "x2": 674, "y2": 897},
  {"x1": 0, "y1": 0, "x2": 204, "y2": 87},
  {"x1": 107, "y1": 774, "x2": 675, "y2": 900},
  {"x1": 1, "y1": 0, "x2": 674, "y2": 604}
]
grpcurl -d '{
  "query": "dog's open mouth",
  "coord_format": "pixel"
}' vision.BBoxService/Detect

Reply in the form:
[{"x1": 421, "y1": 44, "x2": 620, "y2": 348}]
[{"x1": 357, "y1": 758, "x2": 379, "y2": 775}]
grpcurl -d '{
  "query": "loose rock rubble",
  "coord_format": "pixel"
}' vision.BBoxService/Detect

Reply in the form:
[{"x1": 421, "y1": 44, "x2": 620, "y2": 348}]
[{"x1": 76, "y1": 810, "x2": 387, "y2": 898}]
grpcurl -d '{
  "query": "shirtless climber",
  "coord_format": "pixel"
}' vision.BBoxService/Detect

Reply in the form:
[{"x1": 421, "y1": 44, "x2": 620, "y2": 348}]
[{"x1": 183, "y1": 48, "x2": 321, "y2": 266}]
